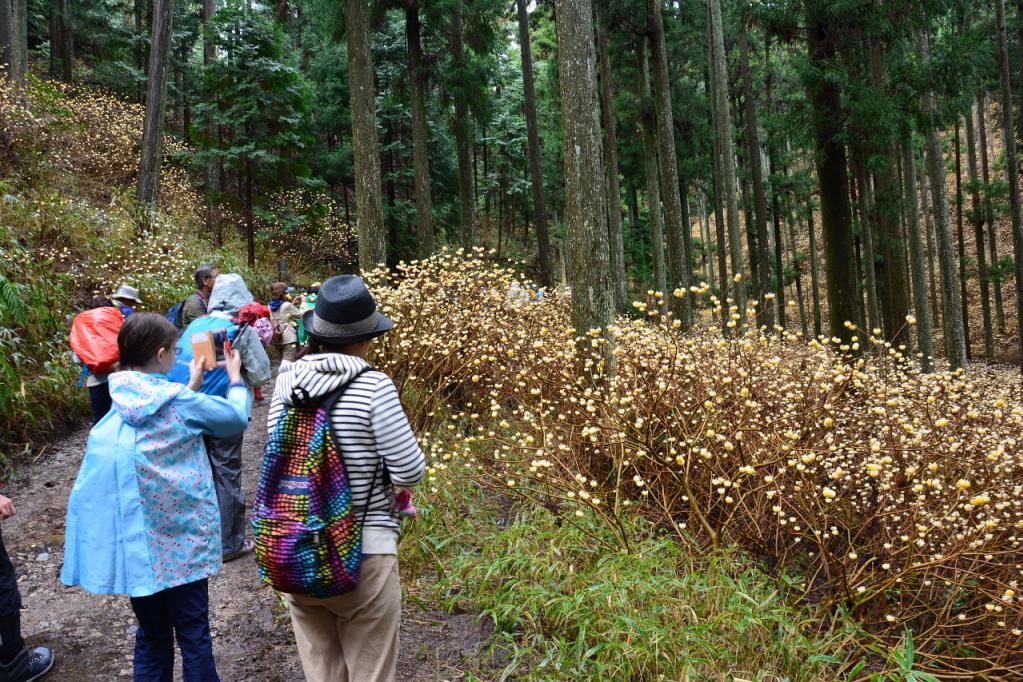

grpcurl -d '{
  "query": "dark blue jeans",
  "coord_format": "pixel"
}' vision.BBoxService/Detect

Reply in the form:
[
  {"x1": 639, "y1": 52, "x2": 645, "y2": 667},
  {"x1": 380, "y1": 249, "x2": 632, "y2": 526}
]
[
  {"x1": 129, "y1": 579, "x2": 219, "y2": 682},
  {"x1": 88, "y1": 383, "x2": 112, "y2": 425}
]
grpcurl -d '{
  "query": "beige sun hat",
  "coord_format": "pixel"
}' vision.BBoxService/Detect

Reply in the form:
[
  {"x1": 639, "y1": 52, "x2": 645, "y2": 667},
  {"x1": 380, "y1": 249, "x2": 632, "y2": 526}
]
[{"x1": 111, "y1": 284, "x2": 143, "y2": 304}]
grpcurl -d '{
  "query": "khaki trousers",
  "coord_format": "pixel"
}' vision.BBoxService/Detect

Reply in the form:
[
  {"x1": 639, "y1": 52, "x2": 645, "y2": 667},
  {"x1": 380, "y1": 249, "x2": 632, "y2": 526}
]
[
  {"x1": 275, "y1": 342, "x2": 299, "y2": 363},
  {"x1": 285, "y1": 555, "x2": 400, "y2": 682}
]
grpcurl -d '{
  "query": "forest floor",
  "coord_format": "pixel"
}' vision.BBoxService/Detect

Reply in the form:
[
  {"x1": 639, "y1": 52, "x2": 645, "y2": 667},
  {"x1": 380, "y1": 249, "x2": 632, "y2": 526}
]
[{"x1": 2, "y1": 370, "x2": 493, "y2": 681}]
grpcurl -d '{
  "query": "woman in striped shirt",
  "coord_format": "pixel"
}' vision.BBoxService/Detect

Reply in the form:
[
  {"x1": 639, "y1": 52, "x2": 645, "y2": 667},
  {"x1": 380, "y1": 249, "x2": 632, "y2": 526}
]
[{"x1": 266, "y1": 275, "x2": 425, "y2": 682}]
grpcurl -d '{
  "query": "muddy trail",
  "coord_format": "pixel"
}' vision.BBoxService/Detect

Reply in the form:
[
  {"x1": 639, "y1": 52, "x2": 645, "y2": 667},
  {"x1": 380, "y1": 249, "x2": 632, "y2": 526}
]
[{"x1": 3, "y1": 376, "x2": 493, "y2": 681}]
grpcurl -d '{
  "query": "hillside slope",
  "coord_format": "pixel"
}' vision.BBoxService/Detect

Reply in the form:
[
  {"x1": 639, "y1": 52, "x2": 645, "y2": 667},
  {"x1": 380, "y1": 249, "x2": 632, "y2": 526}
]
[{"x1": 0, "y1": 77, "x2": 272, "y2": 454}]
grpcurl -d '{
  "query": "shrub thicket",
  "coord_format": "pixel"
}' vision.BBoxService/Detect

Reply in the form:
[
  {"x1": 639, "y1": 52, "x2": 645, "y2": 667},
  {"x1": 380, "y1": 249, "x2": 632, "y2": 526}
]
[
  {"x1": 369, "y1": 250, "x2": 1023, "y2": 678},
  {"x1": 0, "y1": 77, "x2": 198, "y2": 214}
]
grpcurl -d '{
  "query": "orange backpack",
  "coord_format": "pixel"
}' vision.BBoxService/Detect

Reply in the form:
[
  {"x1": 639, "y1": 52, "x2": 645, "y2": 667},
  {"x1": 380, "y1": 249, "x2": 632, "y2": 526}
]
[{"x1": 70, "y1": 307, "x2": 124, "y2": 376}]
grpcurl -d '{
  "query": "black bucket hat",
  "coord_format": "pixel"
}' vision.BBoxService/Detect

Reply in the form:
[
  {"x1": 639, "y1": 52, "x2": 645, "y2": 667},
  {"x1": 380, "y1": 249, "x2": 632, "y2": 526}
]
[{"x1": 302, "y1": 275, "x2": 393, "y2": 344}]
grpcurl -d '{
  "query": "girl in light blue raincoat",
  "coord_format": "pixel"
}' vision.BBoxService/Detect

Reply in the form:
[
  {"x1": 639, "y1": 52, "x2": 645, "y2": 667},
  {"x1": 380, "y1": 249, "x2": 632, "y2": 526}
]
[{"x1": 62, "y1": 312, "x2": 250, "y2": 682}]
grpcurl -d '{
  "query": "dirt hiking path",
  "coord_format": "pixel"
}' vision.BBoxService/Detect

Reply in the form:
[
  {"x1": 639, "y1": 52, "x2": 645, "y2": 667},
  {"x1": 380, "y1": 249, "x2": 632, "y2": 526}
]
[{"x1": 3, "y1": 377, "x2": 492, "y2": 681}]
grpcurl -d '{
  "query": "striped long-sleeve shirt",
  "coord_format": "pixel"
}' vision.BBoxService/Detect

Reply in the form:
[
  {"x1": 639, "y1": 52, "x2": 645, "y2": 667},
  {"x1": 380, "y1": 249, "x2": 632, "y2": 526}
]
[{"x1": 266, "y1": 353, "x2": 426, "y2": 554}]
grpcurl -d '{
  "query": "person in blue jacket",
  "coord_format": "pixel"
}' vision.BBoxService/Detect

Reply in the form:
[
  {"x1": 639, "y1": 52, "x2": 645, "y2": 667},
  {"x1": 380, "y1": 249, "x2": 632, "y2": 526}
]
[
  {"x1": 61, "y1": 312, "x2": 251, "y2": 682},
  {"x1": 169, "y1": 273, "x2": 271, "y2": 562}
]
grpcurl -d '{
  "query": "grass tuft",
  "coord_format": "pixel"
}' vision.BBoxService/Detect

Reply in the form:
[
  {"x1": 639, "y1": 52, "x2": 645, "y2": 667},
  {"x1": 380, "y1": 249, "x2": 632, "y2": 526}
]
[{"x1": 401, "y1": 484, "x2": 859, "y2": 681}]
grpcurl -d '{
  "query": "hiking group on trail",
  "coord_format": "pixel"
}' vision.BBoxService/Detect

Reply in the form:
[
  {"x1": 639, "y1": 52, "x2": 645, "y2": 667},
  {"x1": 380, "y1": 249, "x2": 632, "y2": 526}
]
[{"x1": 0, "y1": 268, "x2": 426, "y2": 682}]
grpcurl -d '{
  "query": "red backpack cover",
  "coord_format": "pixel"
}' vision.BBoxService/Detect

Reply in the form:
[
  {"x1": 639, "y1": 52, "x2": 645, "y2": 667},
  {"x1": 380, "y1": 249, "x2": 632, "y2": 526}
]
[{"x1": 70, "y1": 307, "x2": 124, "y2": 376}]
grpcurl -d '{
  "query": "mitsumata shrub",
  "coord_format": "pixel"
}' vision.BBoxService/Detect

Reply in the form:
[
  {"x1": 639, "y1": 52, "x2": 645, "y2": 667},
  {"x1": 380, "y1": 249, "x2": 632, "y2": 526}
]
[
  {"x1": 261, "y1": 189, "x2": 358, "y2": 275},
  {"x1": 366, "y1": 249, "x2": 1023, "y2": 678},
  {"x1": 0, "y1": 76, "x2": 199, "y2": 216},
  {"x1": 0, "y1": 77, "x2": 280, "y2": 454}
]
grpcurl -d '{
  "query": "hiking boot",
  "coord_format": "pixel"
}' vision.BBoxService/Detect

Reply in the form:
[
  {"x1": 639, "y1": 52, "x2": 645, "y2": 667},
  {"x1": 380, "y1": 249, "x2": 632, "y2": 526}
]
[
  {"x1": 223, "y1": 538, "x2": 255, "y2": 563},
  {"x1": 0, "y1": 646, "x2": 54, "y2": 682}
]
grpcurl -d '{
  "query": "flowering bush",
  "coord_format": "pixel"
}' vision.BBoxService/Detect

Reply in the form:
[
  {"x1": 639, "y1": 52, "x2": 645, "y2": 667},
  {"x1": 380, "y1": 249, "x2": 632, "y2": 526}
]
[
  {"x1": 368, "y1": 250, "x2": 1023, "y2": 678},
  {"x1": 0, "y1": 77, "x2": 199, "y2": 217}
]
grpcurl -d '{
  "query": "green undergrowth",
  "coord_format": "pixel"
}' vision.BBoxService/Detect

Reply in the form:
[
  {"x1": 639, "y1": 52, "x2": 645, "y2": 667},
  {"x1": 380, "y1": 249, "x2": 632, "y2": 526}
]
[
  {"x1": 0, "y1": 229, "x2": 81, "y2": 469},
  {"x1": 0, "y1": 186, "x2": 267, "y2": 458},
  {"x1": 401, "y1": 484, "x2": 867, "y2": 681},
  {"x1": 0, "y1": 79, "x2": 278, "y2": 459}
]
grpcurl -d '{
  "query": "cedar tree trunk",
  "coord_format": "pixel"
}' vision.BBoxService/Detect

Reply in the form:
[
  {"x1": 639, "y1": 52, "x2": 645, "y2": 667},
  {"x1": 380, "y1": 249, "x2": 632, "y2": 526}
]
[
  {"x1": 555, "y1": 0, "x2": 614, "y2": 357},
  {"x1": 346, "y1": 0, "x2": 387, "y2": 268}
]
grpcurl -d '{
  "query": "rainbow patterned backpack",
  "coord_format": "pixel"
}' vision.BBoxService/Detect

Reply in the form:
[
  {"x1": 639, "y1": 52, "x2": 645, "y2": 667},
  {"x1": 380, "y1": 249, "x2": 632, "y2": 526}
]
[{"x1": 252, "y1": 367, "x2": 377, "y2": 597}]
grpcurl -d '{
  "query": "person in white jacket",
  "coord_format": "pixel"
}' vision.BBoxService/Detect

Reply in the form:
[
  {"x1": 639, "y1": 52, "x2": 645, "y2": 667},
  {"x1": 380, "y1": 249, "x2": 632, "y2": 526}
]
[
  {"x1": 266, "y1": 275, "x2": 425, "y2": 682},
  {"x1": 268, "y1": 281, "x2": 304, "y2": 362}
]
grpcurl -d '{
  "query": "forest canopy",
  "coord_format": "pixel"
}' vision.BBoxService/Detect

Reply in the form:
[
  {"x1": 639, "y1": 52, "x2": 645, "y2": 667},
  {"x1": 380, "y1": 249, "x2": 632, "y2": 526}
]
[{"x1": 2, "y1": 0, "x2": 1022, "y2": 372}]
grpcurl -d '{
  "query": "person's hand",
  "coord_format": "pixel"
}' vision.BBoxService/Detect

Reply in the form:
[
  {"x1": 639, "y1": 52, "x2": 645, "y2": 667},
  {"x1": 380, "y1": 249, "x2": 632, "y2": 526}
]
[
  {"x1": 0, "y1": 495, "x2": 16, "y2": 519},
  {"x1": 225, "y1": 346, "x2": 244, "y2": 385},
  {"x1": 187, "y1": 356, "x2": 206, "y2": 391}
]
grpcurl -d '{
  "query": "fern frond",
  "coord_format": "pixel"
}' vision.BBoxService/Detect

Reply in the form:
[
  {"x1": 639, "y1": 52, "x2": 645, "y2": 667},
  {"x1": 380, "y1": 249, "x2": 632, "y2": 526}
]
[{"x1": 0, "y1": 273, "x2": 28, "y2": 326}]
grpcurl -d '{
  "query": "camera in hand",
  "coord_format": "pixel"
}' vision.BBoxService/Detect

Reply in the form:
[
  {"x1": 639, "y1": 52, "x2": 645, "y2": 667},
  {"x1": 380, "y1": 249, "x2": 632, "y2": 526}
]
[{"x1": 190, "y1": 330, "x2": 231, "y2": 369}]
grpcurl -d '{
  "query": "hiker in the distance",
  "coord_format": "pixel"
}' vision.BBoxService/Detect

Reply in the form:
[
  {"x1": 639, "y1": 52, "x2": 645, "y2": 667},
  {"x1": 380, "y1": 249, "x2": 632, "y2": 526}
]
[
  {"x1": 180, "y1": 265, "x2": 219, "y2": 329},
  {"x1": 234, "y1": 301, "x2": 274, "y2": 403},
  {"x1": 110, "y1": 284, "x2": 142, "y2": 316},
  {"x1": 170, "y1": 273, "x2": 271, "y2": 562},
  {"x1": 0, "y1": 494, "x2": 54, "y2": 682},
  {"x1": 70, "y1": 296, "x2": 123, "y2": 425},
  {"x1": 294, "y1": 282, "x2": 320, "y2": 347},
  {"x1": 62, "y1": 312, "x2": 250, "y2": 682},
  {"x1": 264, "y1": 275, "x2": 425, "y2": 682},
  {"x1": 268, "y1": 281, "x2": 304, "y2": 363}
]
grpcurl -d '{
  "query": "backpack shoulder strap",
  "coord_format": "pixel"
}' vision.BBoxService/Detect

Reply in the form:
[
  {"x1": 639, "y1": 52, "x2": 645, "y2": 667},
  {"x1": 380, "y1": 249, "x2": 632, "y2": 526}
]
[{"x1": 228, "y1": 321, "x2": 250, "y2": 347}]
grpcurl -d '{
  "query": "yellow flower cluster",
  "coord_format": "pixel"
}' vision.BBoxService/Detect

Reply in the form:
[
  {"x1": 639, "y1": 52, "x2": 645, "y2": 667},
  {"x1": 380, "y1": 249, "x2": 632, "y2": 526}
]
[
  {"x1": 366, "y1": 251, "x2": 1023, "y2": 676},
  {"x1": 0, "y1": 78, "x2": 200, "y2": 219},
  {"x1": 261, "y1": 190, "x2": 357, "y2": 272}
]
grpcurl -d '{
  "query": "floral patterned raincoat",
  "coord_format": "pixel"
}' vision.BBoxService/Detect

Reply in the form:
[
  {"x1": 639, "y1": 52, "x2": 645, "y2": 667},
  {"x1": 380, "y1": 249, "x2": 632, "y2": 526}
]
[{"x1": 61, "y1": 371, "x2": 250, "y2": 597}]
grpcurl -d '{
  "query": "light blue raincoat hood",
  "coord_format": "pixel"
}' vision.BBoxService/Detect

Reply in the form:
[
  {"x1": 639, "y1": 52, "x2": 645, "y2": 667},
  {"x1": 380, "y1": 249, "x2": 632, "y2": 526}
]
[{"x1": 109, "y1": 371, "x2": 185, "y2": 425}]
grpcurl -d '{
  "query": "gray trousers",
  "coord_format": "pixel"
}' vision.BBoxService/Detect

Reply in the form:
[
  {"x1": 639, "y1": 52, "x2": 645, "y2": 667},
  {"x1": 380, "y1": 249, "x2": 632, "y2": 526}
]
[{"x1": 203, "y1": 432, "x2": 246, "y2": 556}]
